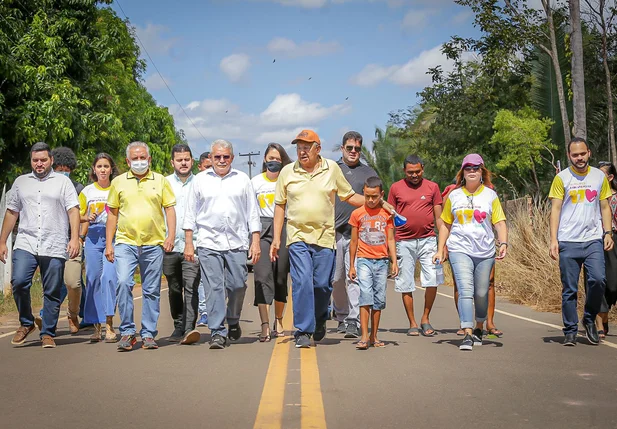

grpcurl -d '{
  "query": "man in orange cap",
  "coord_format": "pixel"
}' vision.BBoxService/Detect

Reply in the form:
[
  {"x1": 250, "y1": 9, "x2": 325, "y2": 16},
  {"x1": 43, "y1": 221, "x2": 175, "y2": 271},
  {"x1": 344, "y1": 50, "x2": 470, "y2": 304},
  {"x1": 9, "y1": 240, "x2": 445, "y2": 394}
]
[{"x1": 269, "y1": 129, "x2": 388, "y2": 348}]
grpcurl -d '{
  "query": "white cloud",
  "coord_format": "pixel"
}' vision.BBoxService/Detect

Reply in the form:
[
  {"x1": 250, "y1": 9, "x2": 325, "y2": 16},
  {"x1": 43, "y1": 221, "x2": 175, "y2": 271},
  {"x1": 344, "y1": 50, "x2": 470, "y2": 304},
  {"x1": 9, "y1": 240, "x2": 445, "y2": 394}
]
[
  {"x1": 267, "y1": 37, "x2": 342, "y2": 58},
  {"x1": 219, "y1": 54, "x2": 251, "y2": 82},
  {"x1": 261, "y1": 94, "x2": 349, "y2": 127},
  {"x1": 134, "y1": 23, "x2": 177, "y2": 56},
  {"x1": 260, "y1": 0, "x2": 433, "y2": 7},
  {"x1": 401, "y1": 9, "x2": 435, "y2": 30},
  {"x1": 350, "y1": 45, "x2": 472, "y2": 87},
  {"x1": 143, "y1": 73, "x2": 172, "y2": 91},
  {"x1": 451, "y1": 10, "x2": 473, "y2": 25},
  {"x1": 267, "y1": 0, "x2": 327, "y2": 7},
  {"x1": 171, "y1": 93, "x2": 349, "y2": 148}
]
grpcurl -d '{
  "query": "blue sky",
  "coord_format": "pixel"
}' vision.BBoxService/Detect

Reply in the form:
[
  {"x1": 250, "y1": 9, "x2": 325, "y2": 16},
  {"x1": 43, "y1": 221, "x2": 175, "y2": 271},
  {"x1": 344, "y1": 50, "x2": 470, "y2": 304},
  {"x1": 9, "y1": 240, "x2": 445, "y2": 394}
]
[{"x1": 110, "y1": 0, "x2": 479, "y2": 175}]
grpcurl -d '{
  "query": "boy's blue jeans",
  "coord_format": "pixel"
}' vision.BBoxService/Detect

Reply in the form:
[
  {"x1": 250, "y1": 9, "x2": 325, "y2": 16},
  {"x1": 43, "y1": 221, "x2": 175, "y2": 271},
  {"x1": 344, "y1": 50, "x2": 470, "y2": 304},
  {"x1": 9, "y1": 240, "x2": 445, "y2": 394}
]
[{"x1": 356, "y1": 257, "x2": 388, "y2": 310}]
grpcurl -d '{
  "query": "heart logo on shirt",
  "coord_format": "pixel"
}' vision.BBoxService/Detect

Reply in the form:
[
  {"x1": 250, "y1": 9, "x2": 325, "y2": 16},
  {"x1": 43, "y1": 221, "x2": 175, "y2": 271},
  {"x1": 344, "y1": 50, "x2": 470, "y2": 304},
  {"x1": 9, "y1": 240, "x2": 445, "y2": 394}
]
[
  {"x1": 473, "y1": 210, "x2": 487, "y2": 223},
  {"x1": 585, "y1": 189, "x2": 598, "y2": 202}
]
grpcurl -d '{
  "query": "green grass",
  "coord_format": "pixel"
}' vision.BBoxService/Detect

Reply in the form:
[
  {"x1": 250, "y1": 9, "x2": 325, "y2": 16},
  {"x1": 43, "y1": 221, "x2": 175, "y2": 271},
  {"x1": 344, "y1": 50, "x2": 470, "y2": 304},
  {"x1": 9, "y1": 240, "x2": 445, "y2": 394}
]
[{"x1": 0, "y1": 274, "x2": 43, "y2": 316}]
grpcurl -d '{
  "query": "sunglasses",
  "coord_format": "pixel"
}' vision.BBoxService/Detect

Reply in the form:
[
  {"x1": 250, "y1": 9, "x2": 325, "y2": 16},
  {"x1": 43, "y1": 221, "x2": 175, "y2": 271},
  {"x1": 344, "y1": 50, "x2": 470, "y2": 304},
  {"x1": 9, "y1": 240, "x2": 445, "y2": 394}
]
[
  {"x1": 213, "y1": 155, "x2": 231, "y2": 161},
  {"x1": 463, "y1": 165, "x2": 481, "y2": 172},
  {"x1": 345, "y1": 145, "x2": 362, "y2": 153}
]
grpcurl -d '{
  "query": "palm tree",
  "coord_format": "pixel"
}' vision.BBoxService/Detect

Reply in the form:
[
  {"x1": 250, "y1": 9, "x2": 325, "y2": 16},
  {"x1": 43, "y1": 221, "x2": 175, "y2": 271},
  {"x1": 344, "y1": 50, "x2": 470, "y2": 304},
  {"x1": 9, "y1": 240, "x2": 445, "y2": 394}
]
[{"x1": 362, "y1": 126, "x2": 408, "y2": 197}]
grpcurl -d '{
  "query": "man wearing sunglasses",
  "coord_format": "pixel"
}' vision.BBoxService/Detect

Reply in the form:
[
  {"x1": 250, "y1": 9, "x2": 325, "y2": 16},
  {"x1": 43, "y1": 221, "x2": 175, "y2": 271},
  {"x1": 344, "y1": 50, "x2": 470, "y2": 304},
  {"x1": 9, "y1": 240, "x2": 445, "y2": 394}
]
[
  {"x1": 183, "y1": 139, "x2": 261, "y2": 350},
  {"x1": 332, "y1": 131, "x2": 378, "y2": 339}
]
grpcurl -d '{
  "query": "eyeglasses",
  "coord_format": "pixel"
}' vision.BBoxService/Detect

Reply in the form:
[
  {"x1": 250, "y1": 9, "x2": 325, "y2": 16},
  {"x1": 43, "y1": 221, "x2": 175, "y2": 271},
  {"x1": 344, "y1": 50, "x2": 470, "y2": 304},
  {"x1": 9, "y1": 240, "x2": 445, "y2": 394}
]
[
  {"x1": 463, "y1": 165, "x2": 481, "y2": 172},
  {"x1": 213, "y1": 155, "x2": 231, "y2": 161},
  {"x1": 296, "y1": 144, "x2": 316, "y2": 152},
  {"x1": 345, "y1": 145, "x2": 362, "y2": 153}
]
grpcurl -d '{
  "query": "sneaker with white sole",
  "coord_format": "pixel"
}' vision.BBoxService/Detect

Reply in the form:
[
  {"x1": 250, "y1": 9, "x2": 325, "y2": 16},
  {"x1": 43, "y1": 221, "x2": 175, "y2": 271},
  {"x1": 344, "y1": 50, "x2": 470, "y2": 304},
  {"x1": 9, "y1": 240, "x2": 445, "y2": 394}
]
[
  {"x1": 295, "y1": 333, "x2": 311, "y2": 348},
  {"x1": 459, "y1": 334, "x2": 473, "y2": 351}
]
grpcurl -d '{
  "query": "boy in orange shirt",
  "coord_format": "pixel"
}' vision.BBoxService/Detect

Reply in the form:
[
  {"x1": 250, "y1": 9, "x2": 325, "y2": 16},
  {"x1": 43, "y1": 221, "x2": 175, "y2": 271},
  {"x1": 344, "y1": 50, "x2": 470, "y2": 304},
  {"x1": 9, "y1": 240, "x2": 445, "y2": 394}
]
[{"x1": 349, "y1": 177, "x2": 398, "y2": 349}]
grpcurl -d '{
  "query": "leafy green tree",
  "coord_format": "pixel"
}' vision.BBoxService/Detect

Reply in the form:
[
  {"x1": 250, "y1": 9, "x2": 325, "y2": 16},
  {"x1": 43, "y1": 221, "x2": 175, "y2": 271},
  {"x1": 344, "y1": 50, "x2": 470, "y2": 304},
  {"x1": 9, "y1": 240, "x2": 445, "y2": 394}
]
[
  {"x1": 0, "y1": 0, "x2": 185, "y2": 186},
  {"x1": 489, "y1": 107, "x2": 556, "y2": 196}
]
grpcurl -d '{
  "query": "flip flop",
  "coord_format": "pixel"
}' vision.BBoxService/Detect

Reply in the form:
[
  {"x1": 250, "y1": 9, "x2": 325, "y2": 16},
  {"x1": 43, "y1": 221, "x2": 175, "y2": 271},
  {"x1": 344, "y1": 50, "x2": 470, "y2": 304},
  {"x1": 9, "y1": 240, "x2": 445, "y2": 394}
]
[
  {"x1": 487, "y1": 327, "x2": 503, "y2": 338},
  {"x1": 371, "y1": 340, "x2": 386, "y2": 348},
  {"x1": 407, "y1": 327, "x2": 420, "y2": 336},
  {"x1": 456, "y1": 329, "x2": 465, "y2": 336},
  {"x1": 420, "y1": 323, "x2": 436, "y2": 337},
  {"x1": 598, "y1": 330, "x2": 606, "y2": 339},
  {"x1": 356, "y1": 340, "x2": 369, "y2": 350}
]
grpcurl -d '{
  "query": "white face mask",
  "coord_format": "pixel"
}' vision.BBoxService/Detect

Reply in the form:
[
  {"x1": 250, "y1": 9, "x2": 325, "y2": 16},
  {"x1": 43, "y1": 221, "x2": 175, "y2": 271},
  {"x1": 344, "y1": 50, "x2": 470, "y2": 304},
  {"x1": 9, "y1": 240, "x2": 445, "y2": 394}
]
[{"x1": 130, "y1": 159, "x2": 149, "y2": 175}]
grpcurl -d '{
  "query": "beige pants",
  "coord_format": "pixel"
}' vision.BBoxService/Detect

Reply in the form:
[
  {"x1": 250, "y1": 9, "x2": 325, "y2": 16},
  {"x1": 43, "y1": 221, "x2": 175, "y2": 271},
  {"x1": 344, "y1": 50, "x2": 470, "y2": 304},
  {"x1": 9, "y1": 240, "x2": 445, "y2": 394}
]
[{"x1": 64, "y1": 245, "x2": 83, "y2": 318}]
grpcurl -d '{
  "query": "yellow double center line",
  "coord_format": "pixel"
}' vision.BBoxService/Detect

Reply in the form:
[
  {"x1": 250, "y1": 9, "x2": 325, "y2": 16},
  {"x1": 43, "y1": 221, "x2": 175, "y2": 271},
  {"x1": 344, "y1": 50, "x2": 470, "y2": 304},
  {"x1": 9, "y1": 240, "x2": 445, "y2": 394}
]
[{"x1": 253, "y1": 297, "x2": 327, "y2": 429}]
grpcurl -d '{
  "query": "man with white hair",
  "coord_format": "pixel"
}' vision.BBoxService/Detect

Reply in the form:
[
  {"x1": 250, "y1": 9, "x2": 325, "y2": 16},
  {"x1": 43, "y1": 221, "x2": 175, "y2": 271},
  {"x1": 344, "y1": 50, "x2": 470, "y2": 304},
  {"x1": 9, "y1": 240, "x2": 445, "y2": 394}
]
[
  {"x1": 184, "y1": 139, "x2": 261, "y2": 349},
  {"x1": 105, "y1": 141, "x2": 176, "y2": 351}
]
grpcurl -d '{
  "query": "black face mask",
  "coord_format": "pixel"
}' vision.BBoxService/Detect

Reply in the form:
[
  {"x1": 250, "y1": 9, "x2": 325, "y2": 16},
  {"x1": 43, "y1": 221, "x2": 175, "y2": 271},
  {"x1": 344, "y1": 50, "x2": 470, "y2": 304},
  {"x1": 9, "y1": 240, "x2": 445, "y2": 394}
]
[{"x1": 265, "y1": 161, "x2": 283, "y2": 173}]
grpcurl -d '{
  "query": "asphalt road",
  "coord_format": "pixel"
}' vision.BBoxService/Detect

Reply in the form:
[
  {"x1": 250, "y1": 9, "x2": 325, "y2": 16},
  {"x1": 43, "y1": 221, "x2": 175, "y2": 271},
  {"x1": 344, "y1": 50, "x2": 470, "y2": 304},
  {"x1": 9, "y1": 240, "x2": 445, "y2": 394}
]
[{"x1": 0, "y1": 275, "x2": 616, "y2": 429}]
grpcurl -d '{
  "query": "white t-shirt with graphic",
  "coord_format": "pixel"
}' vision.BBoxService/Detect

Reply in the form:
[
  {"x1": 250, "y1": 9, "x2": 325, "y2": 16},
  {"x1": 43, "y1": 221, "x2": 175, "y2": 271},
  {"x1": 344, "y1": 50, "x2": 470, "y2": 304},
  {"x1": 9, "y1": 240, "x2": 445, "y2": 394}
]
[
  {"x1": 441, "y1": 185, "x2": 506, "y2": 259},
  {"x1": 251, "y1": 173, "x2": 277, "y2": 218},
  {"x1": 79, "y1": 182, "x2": 111, "y2": 225},
  {"x1": 549, "y1": 166, "x2": 611, "y2": 242}
]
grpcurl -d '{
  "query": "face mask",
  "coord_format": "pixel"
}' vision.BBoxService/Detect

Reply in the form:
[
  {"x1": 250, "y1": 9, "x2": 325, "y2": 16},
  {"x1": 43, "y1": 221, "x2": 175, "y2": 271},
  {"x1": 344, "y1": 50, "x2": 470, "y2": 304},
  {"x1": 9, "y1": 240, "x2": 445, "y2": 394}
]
[
  {"x1": 130, "y1": 160, "x2": 149, "y2": 175},
  {"x1": 265, "y1": 161, "x2": 283, "y2": 173},
  {"x1": 58, "y1": 171, "x2": 70, "y2": 177}
]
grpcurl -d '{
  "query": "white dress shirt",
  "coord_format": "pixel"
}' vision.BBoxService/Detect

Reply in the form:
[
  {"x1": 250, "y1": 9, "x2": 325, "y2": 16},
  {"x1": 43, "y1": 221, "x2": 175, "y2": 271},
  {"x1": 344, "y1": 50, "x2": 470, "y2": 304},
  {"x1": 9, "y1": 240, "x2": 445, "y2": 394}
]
[
  {"x1": 165, "y1": 172, "x2": 197, "y2": 253},
  {"x1": 7, "y1": 171, "x2": 79, "y2": 259},
  {"x1": 184, "y1": 168, "x2": 261, "y2": 251}
]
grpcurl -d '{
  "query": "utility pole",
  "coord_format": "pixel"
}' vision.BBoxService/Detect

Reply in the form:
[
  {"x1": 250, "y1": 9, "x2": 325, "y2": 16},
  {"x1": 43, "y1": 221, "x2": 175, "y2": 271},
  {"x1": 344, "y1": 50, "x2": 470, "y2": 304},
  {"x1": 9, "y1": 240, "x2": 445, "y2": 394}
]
[{"x1": 239, "y1": 151, "x2": 260, "y2": 178}]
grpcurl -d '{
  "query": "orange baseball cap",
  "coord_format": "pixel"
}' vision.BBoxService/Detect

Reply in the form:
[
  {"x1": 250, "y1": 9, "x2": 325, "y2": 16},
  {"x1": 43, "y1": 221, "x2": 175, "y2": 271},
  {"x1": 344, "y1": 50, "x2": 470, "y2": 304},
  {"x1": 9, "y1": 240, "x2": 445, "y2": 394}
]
[{"x1": 292, "y1": 129, "x2": 321, "y2": 145}]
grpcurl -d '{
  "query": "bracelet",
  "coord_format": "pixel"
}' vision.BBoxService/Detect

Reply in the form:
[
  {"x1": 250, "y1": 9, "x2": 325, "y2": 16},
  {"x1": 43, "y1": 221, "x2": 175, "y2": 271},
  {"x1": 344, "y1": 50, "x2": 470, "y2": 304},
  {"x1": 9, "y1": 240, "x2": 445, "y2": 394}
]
[
  {"x1": 499, "y1": 242, "x2": 508, "y2": 247},
  {"x1": 603, "y1": 231, "x2": 612, "y2": 237},
  {"x1": 79, "y1": 235, "x2": 86, "y2": 240}
]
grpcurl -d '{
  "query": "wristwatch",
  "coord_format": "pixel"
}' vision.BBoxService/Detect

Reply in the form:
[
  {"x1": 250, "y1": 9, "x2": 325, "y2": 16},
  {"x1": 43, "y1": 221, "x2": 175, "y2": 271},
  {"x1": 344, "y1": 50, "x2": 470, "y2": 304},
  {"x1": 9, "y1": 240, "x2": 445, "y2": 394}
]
[
  {"x1": 603, "y1": 231, "x2": 612, "y2": 238},
  {"x1": 79, "y1": 234, "x2": 86, "y2": 241}
]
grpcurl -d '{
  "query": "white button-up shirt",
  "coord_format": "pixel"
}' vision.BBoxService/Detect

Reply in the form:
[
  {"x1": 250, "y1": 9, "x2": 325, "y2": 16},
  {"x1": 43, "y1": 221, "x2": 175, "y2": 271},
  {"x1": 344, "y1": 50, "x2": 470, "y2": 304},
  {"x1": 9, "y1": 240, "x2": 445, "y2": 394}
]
[
  {"x1": 184, "y1": 168, "x2": 260, "y2": 251},
  {"x1": 165, "y1": 172, "x2": 197, "y2": 253},
  {"x1": 7, "y1": 171, "x2": 79, "y2": 259}
]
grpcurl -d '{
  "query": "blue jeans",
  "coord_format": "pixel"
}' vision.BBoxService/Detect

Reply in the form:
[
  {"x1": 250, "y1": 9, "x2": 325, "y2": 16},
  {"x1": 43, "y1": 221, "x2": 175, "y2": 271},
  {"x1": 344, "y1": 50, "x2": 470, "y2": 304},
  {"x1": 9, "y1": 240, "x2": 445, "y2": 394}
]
[
  {"x1": 83, "y1": 225, "x2": 117, "y2": 324},
  {"x1": 449, "y1": 252, "x2": 495, "y2": 329},
  {"x1": 197, "y1": 280, "x2": 207, "y2": 315},
  {"x1": 356, "y1": 258, "x2": 388, "y2": 310},
  {"x1": 559, "y1": 240, "x2": 606, "y2": 334},
  {"x1": 288, "y1": 242, "x2": 336, "y2": 335},
  {"x1": 12, "y1": 249, "x2": 65, "y2": 337},
  {"x1": 114, "y1": 244, "x2": 164, "y2": 338},
  {"x1": 198, "y1": 248, "x2": 248, "y2": 337}
]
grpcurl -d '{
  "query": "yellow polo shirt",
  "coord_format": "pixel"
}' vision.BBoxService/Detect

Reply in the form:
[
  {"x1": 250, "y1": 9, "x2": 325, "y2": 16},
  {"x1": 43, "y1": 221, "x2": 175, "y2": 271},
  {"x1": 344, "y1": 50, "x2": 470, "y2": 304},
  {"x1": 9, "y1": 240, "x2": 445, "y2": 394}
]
[
  {"x1": 107, "y1": 170, "x2": 176, "y2": 246},
  {"x1": 275, "y1": 157, "x2": 355, "y2": 249}
]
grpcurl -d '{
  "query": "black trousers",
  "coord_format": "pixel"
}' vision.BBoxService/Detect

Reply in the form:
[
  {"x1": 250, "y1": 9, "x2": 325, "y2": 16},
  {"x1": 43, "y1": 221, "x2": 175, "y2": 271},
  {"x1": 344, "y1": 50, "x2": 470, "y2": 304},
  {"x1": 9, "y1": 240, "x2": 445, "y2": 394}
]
[
  {"x1": 254, "y1": 217, "x2": 290, "y2": 305},
  {"x1": 163, "y1": 252, "x2": 201, "y2": 332}
]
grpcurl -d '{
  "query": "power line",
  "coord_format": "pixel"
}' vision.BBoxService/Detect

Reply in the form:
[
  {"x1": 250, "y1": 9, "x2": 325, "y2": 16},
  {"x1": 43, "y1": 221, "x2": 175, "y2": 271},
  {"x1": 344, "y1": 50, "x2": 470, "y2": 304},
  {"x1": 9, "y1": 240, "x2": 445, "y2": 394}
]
[{"x1": 115, "y1": 0, "x2": 209, "y2": 145}]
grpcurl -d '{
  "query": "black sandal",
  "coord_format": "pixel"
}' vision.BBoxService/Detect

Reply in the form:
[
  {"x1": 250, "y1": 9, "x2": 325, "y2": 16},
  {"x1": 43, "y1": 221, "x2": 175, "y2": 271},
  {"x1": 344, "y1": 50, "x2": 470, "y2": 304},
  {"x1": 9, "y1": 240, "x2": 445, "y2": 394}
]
[
  {"x1": 259, "y1": 322, "x2": 271, "y2": 342},
  {"x1": 272, "y1": 317, "x2": 284, "y2": 337}
]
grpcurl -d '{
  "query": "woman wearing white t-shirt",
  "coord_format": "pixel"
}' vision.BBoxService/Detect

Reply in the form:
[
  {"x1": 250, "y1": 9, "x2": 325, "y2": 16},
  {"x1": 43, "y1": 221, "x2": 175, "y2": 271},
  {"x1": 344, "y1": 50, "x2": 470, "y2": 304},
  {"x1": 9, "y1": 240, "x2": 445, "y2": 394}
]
[
  {"x1": 433, "y1": 154, "x2": 508, "y2": 351},
  {"x1": 79, "y1": 153, "x2": 119, "y2": 342},
  {"x1": 252, "y1": 143, "x2": 292, "y2": 342}
]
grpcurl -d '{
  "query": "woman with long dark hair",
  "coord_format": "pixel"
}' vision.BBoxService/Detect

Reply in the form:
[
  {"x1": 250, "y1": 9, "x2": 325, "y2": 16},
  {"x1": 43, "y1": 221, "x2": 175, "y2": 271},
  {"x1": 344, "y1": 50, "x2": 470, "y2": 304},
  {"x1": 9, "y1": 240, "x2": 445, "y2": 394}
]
[
  {"x1": 596, "y1": 161, "x2": 617, "y2": 338},
  {"x1": 252, "y1": 143, "x2": 292, "y2": 341},
  {"x1": 433, "y1": 154, "x2": 508, "y2": 351},
  {"x1": 79, "y1": 153, "x2": 119, "y2": 342}
]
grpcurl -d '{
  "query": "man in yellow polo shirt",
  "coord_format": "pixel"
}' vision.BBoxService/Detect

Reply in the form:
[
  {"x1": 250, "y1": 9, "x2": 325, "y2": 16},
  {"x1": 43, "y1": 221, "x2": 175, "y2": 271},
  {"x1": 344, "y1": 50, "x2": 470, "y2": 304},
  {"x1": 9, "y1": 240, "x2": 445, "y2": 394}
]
[
  {"x1": 270, "y1": 130, "x2": 370, "y2": 348},
  {"x1": 105, "y1": 141, "x2": 176, "y2": 351}
]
